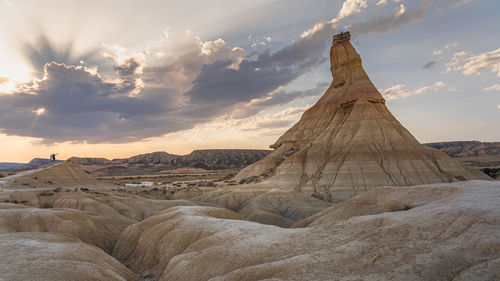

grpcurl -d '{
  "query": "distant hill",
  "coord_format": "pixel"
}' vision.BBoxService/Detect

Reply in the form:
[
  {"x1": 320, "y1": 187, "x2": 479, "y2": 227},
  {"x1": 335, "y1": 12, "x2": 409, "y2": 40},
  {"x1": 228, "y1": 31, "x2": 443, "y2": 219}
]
[
  {"x1": 424, "y1": 141, "x2": 500, "y2": 158},
  {"x1": 424, "y1": 141, "x2": 500, "y2": 179},
  {"x1": 24, "y1": 158, "x2": 63, "y2": 169},
  {"x1": 66, "y1": 157, "x2": 112, "y2": 165},
  {"x1": 0, "y1": 163, "x2": 26, "y2": 172},
  {"x1": 69, "y1": 149, "x2": 272, "y2": 176},
  {"x1": 178, "y1": 149, "x2": 272, "y2": 170},
  {"x1": 112, "y1": 152, "x2": 178, "y2": 165}
]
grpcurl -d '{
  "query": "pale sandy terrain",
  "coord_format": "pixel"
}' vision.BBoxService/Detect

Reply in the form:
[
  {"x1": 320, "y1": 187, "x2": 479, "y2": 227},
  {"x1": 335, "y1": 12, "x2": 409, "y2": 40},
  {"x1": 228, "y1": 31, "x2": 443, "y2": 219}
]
[{"x1": 0, "y1": 162, "x2": 498, "y2": 281}]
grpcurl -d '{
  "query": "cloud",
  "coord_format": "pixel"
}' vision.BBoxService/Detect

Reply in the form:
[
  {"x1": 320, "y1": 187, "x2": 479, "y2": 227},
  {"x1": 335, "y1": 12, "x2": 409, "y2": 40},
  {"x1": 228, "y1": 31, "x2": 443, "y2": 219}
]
[
  {"x1": 0, "y1": 26, "x2": 330, "y2": 143},
  {"x1": 113, "y1": 58, "x2": 141, "y2": 78},
  {"x1": 337, "y1": 0, "x2": 368, "y2": 20},
  {"x1": 301, "y1": 0, "x2": 368, "y2": 38},
  {"x1": 452, "y1": 0, "x2": 473, "y2": 8},
  {"x1": 0, "y1": 77, "x2": 9, "y2": 84},
  {"x1": 483, "y1": 84, "x2": 500, "y2": 92},
  {"x1": 0, "y1": 30, "x2": 248, "y2": 143},
  {"x1": 0, "y1": 63, "x2": 164, "y2": 142},
  {"x1": 254, "y1": 119, "x2": 292, "y2": 130},
  {"x1": 349, "y1": 1, "x2": 430, "y2": 35},
  {"x1": 229, "y1": 82, "x2": 327, "y2": 119},
  {"x1": 240, "y1": 105, "x2": 310, "y2": 131},
  {"x1": 446, "y1": 48, "x2": 500, "y2": 77},
  {"x1": 377, "y1": 0, "x2": 403, "y2": 5},
  {"x1": 250, "y1": 35, "x2": 273, "y2": 48},
  {"x1": 433, "y1": 42, "x2": 458, "y2": 55},
  {"x1": 497, "y1": 104, "x2": 500, "y2": 110},
  {"x1": 380, "y1": 81, "x2": 446, "y2": 100},
  {"x1": 422, "y1": 61, "x2": 437, "y2": 69}
]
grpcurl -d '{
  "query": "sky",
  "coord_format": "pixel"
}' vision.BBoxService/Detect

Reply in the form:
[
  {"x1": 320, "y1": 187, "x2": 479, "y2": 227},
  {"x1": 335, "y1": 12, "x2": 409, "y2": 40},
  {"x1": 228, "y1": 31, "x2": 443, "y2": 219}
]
[{"x1": 0, "y1": 0, "x2": 499, "y2": 162}]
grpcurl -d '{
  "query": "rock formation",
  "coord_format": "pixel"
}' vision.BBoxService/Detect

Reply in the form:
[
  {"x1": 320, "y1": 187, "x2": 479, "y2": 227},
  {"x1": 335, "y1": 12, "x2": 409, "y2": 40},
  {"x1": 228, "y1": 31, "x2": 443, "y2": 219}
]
[{"x1": 236, "y1": 32, "x2": 489, "y2": 200}]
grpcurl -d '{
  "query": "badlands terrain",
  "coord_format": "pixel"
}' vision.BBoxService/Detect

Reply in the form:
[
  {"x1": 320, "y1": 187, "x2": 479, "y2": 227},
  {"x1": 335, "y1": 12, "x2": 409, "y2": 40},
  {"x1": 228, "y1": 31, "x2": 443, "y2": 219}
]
[
  {"x1": 0, "y1": 32, "x2": 498, "y2": 281},
  {"x1": 0, "y1": 162, "x2": 498, "y2": 281}
]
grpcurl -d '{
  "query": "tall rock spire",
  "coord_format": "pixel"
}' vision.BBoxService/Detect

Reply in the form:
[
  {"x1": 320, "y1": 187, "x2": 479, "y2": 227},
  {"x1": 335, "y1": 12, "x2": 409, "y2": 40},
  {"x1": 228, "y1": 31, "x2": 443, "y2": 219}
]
[{"x1": 235, "y1": 32, "x2": 489, "y2": 201}]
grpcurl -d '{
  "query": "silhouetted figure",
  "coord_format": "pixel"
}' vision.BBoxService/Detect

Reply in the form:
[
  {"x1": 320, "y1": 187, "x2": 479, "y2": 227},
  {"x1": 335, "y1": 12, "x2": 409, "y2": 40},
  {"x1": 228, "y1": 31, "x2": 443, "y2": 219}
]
[{"x1": 50, "y1": 153, "x2": 57, "y2": 162}]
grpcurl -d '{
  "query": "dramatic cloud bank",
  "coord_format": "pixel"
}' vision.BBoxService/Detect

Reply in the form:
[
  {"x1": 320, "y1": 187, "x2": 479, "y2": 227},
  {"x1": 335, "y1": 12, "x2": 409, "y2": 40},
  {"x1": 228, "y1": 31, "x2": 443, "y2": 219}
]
[
  {"x1": 0, "y1": 28, "x2": 327, "y2": 143},
  {"x1": 0, "y1": 0, "x2": 433, "y2": 143}
]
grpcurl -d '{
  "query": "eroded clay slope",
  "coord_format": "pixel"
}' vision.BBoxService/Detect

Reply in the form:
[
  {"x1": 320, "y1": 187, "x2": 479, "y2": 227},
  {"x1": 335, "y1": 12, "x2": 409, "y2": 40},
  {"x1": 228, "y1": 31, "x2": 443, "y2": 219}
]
[
  {"x1": 0, "y1": 203, "x2": 131, "y2": 253},
  {"x1": 0, "y1": 232, "x2": 139, "y2": 281},
  {"x1": 113, "y1": 180, "x2": 500, "y2": 281},
  {"x1": 191, "y1": 185, "x2": 332, "y2": 227}
]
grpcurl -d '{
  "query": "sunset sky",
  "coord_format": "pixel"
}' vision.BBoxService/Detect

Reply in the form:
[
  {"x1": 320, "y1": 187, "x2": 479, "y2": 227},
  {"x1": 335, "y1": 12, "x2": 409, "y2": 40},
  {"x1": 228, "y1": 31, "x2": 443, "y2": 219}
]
[{"x1": 0, "y1": 0, "x2": 499, "y2": 162}]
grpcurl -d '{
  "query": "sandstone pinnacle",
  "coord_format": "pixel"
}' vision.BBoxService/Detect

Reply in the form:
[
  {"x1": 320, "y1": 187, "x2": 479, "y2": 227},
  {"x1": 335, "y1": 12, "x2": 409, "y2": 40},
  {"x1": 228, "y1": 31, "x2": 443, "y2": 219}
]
[{"x1": 235, "y1": 31, "x2": 489, "y2": 200}]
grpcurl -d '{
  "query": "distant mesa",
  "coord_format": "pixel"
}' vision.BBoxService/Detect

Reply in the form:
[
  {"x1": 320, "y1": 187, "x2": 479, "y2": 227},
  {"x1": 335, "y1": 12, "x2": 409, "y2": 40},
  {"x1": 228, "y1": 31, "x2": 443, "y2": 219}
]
[
  {"x1": 235, "y1": 31, "x2": 490, "y2": 201},
  {"x1": 68, "y1": 149, "x2": 271, "y2": 176},
  {"x1": 425, "y1": 141, "x2": 500, "y2": 158}
]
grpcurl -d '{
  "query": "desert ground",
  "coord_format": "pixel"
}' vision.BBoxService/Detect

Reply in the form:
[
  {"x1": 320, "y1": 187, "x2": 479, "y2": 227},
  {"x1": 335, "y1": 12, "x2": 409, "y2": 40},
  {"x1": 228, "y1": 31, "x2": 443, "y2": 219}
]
[{"x1": 0, "y1": 161, "x2": 498, "y2": 281}]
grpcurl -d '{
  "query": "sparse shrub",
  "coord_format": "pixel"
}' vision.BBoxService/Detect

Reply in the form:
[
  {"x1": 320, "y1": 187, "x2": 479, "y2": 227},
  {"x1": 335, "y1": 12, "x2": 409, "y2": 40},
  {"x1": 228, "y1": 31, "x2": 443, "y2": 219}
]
[
  {"x1": 47, "y1": 181, "x2": 53, "y2": 184},
  {"x1": 80, "y1": 187, "x2": 90, "y2": 192},
  {"x1": 310, "y1": 193, "x2": 323, "y2": 200},
  {"x1": 53, "y1": 187, "x2": 61, "y2": 192},
  {"x1": 382, "y1": 202, "x2": 413, "y2": 212},
  {"x1": 39, "y1": 191, "x2": 54, "y2": 196},
  {"x1": 22, "y1": 183, "x2": 30, "y2": 186},
  {"x1": 482, "y1": 168, "x2": 499, "y2": 179},
  {"x1": 40, "y1": 202, "x2": 53, "y2": 208}
]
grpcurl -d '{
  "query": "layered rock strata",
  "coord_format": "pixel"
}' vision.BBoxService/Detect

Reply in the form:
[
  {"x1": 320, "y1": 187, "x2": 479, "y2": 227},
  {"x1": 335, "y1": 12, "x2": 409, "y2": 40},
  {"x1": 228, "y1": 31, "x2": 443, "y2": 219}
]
[{"x1": 236, "y1": 32, "x2": 489, "y2": 200}]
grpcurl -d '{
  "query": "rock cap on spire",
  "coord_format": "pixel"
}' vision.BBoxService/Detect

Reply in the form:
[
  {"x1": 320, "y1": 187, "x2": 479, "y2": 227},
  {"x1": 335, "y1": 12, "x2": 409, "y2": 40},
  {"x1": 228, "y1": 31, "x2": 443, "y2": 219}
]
[{"x1": 333, "y1": 31, "x2": 350, "y2": 44}]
